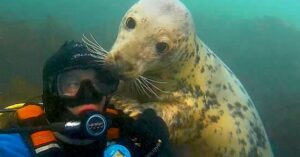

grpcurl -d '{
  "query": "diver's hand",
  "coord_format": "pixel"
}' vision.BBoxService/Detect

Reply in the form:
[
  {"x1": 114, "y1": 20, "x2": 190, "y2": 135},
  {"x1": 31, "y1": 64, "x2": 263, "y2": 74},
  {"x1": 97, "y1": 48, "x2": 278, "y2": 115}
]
[{"x1": 124, "y1": 108, "x2": 173, "y2": 157}]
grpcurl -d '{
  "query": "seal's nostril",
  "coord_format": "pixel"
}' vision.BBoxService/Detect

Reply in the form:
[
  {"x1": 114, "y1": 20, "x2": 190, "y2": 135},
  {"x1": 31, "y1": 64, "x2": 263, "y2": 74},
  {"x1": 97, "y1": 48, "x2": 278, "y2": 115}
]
[
  {"x1": 124, "y1": 64, "x2": 134, "y2": 71},
  {"x1": 114, "y1": 53, "x2": 123, "y2": 62},
  {"x1": 104, "y1": 54, "x2": 115, "y2": 67}
]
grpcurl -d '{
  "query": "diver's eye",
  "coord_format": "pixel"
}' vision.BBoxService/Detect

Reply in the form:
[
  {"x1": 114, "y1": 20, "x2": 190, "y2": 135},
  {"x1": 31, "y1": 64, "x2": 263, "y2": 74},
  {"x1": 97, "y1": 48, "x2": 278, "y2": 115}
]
[
  {"x1": 156, "y1": 42, "x2": 169, "y2": 53},
  {"x1": 125, "y1": 17, "x2": 136, "y2": 29}
]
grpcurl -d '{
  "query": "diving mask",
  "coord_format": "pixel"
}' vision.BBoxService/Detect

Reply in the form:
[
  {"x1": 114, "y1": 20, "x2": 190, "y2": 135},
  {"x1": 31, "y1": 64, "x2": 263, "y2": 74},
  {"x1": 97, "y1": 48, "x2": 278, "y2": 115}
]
[{"x1": 57, "y1": 68, "x2": 118, "y2": 98}]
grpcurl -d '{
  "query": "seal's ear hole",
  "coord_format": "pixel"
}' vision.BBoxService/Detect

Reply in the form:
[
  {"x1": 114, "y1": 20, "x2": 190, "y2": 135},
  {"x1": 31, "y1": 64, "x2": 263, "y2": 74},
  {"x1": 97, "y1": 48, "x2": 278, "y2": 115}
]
[
  {"x1": 156, "y1": 42, "x2": 169, "y2": 54},
  {"x1": 125, "y1": 17, "x2": 136, "y2": 29}
]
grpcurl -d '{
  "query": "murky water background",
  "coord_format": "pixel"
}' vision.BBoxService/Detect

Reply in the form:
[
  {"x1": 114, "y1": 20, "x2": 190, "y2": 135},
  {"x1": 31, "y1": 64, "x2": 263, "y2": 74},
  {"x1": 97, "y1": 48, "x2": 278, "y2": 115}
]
[{"x1": 0, "y1": 0, "x2": 299, "y2": 156}]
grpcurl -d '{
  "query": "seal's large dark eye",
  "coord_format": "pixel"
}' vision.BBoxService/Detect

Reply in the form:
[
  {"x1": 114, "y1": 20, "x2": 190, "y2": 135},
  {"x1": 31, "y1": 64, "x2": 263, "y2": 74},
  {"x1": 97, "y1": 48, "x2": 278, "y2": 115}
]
[
  {"x1": 125, "y1": 17, "x2": 136, "y2": 29},
  {"x1": 156, "y1": 42, "x2": 169, "y2": 53}
]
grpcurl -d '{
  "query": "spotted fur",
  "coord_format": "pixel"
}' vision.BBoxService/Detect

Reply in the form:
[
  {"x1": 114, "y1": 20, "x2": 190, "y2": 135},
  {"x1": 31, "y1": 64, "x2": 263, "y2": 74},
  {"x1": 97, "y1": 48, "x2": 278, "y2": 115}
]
[{"x1": 104, "y1": 0, "x2": 274, "y2": 156}]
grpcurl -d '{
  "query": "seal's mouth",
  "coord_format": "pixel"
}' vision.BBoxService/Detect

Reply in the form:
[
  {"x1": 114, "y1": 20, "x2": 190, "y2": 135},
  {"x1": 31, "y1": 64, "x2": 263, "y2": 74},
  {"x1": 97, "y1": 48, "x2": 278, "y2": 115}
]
[
  {"x1": 104, "y1": 51, "x2": 143, "y2": 81},
  {"x1": 105, "y1": 60, "x2": 140, "y2": 81}
]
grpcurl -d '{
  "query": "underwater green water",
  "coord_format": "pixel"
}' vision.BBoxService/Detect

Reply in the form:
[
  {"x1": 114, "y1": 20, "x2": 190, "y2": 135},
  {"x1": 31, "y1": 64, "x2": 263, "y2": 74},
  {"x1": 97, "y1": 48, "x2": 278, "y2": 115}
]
[
  {"x1": 0, "y1": 0, "x2": 299, "y2": 157},
  {"x1": 1, "y1": 0, "x2": 300, "y2": 29}
]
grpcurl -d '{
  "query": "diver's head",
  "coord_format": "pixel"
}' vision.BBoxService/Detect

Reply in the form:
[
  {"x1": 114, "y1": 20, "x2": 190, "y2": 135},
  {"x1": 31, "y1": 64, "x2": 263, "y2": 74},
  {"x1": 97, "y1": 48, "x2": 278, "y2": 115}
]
[{"x1": 42, "y1": 41, "x2": 119, "y2": 123}]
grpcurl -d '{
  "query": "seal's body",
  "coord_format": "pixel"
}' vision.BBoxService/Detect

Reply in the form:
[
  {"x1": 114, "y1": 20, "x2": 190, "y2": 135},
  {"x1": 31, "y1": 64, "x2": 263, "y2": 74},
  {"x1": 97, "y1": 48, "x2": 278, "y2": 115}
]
[{"x1": 97, "y1": 0, "x2": 274, "y2": 156}]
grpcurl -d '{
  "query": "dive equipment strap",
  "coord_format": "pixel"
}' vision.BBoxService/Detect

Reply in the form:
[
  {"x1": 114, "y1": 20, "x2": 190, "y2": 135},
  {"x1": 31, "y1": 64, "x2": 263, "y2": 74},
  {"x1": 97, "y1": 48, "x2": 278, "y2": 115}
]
[{"x1": 16, "y1": 103, "x2": 63, "y2": 157}]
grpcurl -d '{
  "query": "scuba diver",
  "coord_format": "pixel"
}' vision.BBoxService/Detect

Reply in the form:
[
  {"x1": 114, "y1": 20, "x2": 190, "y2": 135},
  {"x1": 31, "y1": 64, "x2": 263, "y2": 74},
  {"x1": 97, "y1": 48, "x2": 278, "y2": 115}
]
[{"x1": 0, "y1": 41, "x2": 172, "y2": 157}]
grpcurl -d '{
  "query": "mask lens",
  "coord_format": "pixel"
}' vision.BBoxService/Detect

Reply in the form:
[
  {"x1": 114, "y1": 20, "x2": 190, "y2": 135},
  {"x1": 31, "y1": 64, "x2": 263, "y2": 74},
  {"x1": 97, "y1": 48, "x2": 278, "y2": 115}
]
[
  {"x1": 57, "y1": 68, "x2": 119, "y2": 97},
  {"x1": 95, "y1": 70, "x2": 119, "y2": 95}
]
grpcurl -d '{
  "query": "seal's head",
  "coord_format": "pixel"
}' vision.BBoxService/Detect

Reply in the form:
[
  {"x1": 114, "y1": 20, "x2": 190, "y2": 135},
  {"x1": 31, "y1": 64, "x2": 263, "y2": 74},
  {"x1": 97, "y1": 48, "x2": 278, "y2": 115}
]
[{"x1": 105, "y1": 0, "x2": 195, "y2": 80}]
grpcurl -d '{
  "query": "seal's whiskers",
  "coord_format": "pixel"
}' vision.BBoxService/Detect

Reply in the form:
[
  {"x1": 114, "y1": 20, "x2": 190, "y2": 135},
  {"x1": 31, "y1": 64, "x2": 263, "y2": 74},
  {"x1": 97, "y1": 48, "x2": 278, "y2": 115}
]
[
  {"x1": 133, "y1": 80, "x2": 143, "y2": 95},
  {"x1": 139, "y1": 77, "x2": 159, "y2": 98},
  {"x1": 136, "y1": 78, "x2": 151, "y2": 97},
  {"x1": 83, "y1": 38, "x2": 104, "y2": 54},
  {"x1": 88, "y1": 34, "x2": 109, "y2": 54},
  {"x1": 82, "y1": 34, "x2": 109, "y2": 55},
  {"x1": 140, "y1": 76, "x2": 167, "y2": 84},
  {"x1": 140, "y1": 76, "x2": 168, "y2": 94},
  {"x1": 85, "y1": 46, "x2": 106, "y2": 59},
  {"x1": 82, "y1": 34, "x2": 107, "y2": 53}
]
